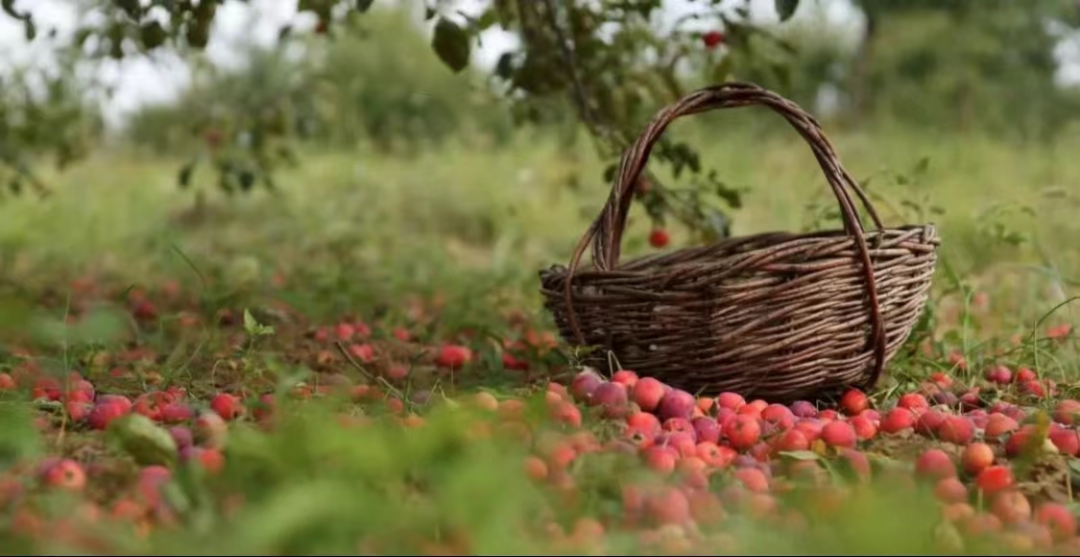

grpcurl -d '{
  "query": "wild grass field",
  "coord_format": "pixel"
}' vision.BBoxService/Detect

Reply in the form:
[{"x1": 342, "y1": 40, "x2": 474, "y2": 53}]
[{"x1": 0, "y1": 123, "x2": 1079, "y2": 555}]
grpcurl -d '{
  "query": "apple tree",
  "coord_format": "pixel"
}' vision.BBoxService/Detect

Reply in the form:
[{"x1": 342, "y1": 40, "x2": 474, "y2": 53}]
[{"x1": 1, "y1": 0, "x2": 816, "y2": 241}]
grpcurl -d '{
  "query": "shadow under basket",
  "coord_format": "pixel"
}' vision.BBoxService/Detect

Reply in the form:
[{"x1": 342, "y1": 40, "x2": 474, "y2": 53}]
[{"x1": 538, "y1": 82, "x2": 941, "y2": 403}]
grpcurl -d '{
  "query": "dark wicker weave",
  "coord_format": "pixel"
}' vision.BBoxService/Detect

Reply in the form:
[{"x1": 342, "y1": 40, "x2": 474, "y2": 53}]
[{"x1": 539, "y1": 82, "x2": 940, "y2": 403}]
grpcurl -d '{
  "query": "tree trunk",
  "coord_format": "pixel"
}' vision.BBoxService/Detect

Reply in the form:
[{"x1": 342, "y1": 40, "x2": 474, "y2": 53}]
[{"x1": 847, "y1": 8, "x2": 877, "y2": 123}]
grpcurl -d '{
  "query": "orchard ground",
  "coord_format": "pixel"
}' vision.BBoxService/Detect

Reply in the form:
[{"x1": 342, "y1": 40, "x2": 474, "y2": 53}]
[{"x1": 1, "y1": 124, "x2": 1079, "y2": 555}]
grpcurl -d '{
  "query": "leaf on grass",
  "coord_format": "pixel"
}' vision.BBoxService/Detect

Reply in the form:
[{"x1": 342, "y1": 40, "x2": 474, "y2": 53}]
[
  {"x1": 778, "y1": 450, "x2": 819, "y2": 461},
  {"x1": 243, "y1": 308, "x2": 258, "y2": 332},
  {"x1": 913, "y1": 156, "x2": 931, "y2": 176},
  {"x1": 108, "y1": 414, "x2": 178, "y2": 467},
  {"x1": 432, "y1": 17, "x2": 471, "y2": 73},
  {"x1": 0, "y1": 403, "x2": 43, "y2": 472}
]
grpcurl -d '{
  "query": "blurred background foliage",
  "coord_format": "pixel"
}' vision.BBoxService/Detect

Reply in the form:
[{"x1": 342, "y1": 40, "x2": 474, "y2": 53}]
[{"x1": 2, "y1": 0, "x2": 1080, "y2": 227}]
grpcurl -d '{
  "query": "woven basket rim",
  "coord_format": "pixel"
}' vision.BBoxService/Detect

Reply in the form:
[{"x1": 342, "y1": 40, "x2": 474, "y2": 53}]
[{"x1": 544, "y1": 222, "x2": 940, "y2": 278}]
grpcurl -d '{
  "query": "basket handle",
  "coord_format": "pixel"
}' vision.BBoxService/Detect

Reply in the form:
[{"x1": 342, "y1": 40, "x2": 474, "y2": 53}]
[{"x1": 563, "y1": 81, "x2": 889, "y2": 388}]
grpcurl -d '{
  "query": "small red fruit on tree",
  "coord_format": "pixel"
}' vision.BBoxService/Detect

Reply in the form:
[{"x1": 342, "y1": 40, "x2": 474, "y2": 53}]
[
  {"x1": 648, "y1": 228, "x2": 670, "y2": 249},
  {"x1": 204, "y1": 128, "x2": 223, "y2": 148},
  {"x1": 702, "y1": 30, "x2": 725, "y2": 49}
]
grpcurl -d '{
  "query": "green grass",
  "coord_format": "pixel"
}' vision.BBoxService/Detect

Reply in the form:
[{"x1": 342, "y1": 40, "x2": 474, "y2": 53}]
[{"x1": 0, "y1": 123, "x2": 1078, "y2": 555}]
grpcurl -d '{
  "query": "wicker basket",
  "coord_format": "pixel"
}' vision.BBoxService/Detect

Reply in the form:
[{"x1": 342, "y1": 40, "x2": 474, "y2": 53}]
[{"x1": 539, "y1": 82, "x2": 940, "y2": 403}]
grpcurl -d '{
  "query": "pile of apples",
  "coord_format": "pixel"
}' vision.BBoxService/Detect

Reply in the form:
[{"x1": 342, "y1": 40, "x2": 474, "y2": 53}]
[{"x1": 502, "y1": 365, "x2": 1080, "y2": 553}]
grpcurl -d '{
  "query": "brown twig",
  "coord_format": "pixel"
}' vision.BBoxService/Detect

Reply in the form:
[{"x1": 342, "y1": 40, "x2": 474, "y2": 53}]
[
  {"x1": 334, "y1": 341, "x2": 403, "y2": 399},
  {"x1": 523, "y1": 0, "x2": 682, "y2": 221}
]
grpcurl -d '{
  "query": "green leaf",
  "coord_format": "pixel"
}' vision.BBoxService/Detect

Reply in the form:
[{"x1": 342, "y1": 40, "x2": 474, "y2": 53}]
[
  {"x1": 779, "y1": 450, "x2": 820, "y2": 461},
  {"x1": 775, "y1": 0, "x2": 799, "y2": 22},
  {"x1": 493, "y1": 0, "x2": 515, "y2": 28},
  {"x1": 238, "y1": 169, "x2": 255, "y2": 191},
  {"x1": 243, "y1": 308, "x2": 275, "y2": 337},
  {"x1": 355, "y1": 0, "x2": 376, "y2": 12},
  {"x1": 494, "y1": 51, "x2": 514, "y2": 80},
  {"x1": 0, "y1": 403, "x2": 43, "y2": 473},
  {"x1": 913, "y1": 155, "x2": 931, "y2": 176},
  {"x1": 178, "y1": 160, "x2": 196, "y2": 189},
  {"x1": 431, "y1": 17, "x2": 470, "y2": 73},
  {"x1": 243, "y1": 308, "x2": 258, "y2": 333},
  {"x1": 140, "y1": 21, "x2": 168, "y2": 49},
  {"x1": 107, "y1": 414, "x2": 178, "y2": 467},
  {"x1": 117, "y1": 0, "x2": 142, "y2": 19}
]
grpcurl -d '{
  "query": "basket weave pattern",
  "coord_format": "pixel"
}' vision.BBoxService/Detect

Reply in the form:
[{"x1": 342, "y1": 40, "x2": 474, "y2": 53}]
[{"x1": 539, "y1": 82, "x2": 939, "y2": 402}]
